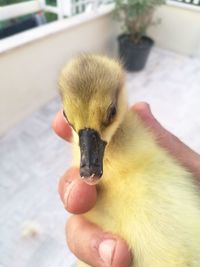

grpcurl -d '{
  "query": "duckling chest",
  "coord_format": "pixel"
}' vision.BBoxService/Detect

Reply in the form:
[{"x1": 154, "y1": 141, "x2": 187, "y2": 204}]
[{"x1": 85, "y1": 160, "x2": 147, "y2": 228}]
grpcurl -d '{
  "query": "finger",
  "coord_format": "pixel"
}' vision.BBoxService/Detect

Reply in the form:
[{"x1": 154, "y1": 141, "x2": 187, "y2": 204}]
[
  {"x1": 58, "y1": 167, "x2": 97, "y2": 214},
  {"x1": 66, "y1": 216, "x2": 132, "y2": 267},
  {"x1": 52, "y1": 111, "x2": 72, "y2": 142},
  {"x1": 132, "y1": 102, "x2": 166, "y2": 135},
  {"x1": 132, "y1": 102, "x2": 200, "y2": 180}
]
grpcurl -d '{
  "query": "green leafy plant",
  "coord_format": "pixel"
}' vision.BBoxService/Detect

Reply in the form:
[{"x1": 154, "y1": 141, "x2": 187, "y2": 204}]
[{"x1": 113, "y1": 0, "x2": 165, "y2": 43}]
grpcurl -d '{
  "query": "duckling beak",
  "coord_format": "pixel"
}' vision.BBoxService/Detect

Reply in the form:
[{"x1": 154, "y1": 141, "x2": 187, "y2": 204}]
[{"x1": 79, "y1": 128, "x2": 107, "y2": 185}]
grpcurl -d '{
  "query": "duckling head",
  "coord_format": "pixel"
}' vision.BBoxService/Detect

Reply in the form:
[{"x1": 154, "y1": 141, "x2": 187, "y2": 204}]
[{"x1": 59, "y1": 55, "x2": 127, "y2": 184}]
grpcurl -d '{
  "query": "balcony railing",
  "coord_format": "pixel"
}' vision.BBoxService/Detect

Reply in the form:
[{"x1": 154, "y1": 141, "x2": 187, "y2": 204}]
[
  {"x1": 0, "y1": 0, "x2": 199, "y2": 40},
  {"x1": 0, "y1": 0, "x2": 112, "y2": 39},
  {"x1": 167, "y1": 0, "x2": 200, "y2": 10},
  {"x1": 0, "y1": 0, "x2": 112, "y2": 22},
  {"x1": 171, "y1": 0, "x2": 200, "y2": 5},
  {"x1": 1, "y1": 0, "x2": 200, "y2": 23}
]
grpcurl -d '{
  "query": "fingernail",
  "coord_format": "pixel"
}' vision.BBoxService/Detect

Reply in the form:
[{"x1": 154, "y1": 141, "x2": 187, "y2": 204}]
[
  {"x1": 98, "y1": 239, "x2": 116, "y2": 267},
  {"x1": 63, "y1": 181, "x2": 76, "y2": 208}
]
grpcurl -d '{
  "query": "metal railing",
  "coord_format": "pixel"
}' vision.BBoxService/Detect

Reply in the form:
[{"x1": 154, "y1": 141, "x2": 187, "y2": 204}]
[
  {"x1": 1, "y1": 0, "x2": 199, "y2": 22},
  {"x1": 1, "y1": 0, "x2": 199, "y2": 39},
  {"x1": 0, "y1": 0, "x2": 113, "y2": 39},
  {"x1": 0, "y1": 0, "x2": 112, "y2": 22},
  {"x1": 171, "y1": 0, "x2": 200, "y2": 5},
  {"x1": 167, "y1": 0, "x2": 200, "y2": 11}
]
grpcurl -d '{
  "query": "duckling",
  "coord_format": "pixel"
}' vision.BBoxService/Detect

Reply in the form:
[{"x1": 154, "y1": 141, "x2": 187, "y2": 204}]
[{"x1": 59, "y1": 54, "x2": 200, "y2": 267}]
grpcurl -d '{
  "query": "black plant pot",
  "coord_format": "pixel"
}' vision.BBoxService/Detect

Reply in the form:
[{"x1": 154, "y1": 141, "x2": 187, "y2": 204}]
[{"x1": 118, "y1": 34, "x2": 154, "y2": 71}]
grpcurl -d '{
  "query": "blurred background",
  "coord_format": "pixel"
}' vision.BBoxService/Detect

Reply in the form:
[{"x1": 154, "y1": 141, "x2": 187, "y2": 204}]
[{"x1": 0, "y1": 1, "x2": 200, "y2": 267}]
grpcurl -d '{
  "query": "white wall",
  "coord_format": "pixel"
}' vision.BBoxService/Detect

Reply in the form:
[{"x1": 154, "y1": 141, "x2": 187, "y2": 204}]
[
  {"x1": 147, "y1": 4, "x2": 200, "y2": 56},
  {"x1": 0, "y1": 12, "x2": 118, "y2": 135}
]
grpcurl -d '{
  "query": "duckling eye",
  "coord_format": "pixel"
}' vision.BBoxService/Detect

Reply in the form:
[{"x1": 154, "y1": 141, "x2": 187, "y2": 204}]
[
  {"x1": 104, "y1": 104, "x2": 117, "y2": 126},
  {"x1": 110, "y1": 106, "x2": 117, "y2": 118}
]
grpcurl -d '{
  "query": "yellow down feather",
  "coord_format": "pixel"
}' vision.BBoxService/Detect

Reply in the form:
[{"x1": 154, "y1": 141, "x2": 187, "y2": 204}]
[{"x1": 59, "y1": 55, "x2": 200, "y2": 267}]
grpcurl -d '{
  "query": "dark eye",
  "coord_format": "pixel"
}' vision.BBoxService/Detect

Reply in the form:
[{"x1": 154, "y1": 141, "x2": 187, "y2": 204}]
[
  {"x1": 104, "y1": 104, "x2": 117, "y2": 126},
  {"x1": 109, "y1": 106, "x2": 117, "y2": 120}
]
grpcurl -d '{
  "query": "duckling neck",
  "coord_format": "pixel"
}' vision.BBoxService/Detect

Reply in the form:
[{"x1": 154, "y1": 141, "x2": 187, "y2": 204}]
[
  {"x1": 107, "y1": 110, "x2": 139, "y2": 153},
  {"x1": 104, "y1": 109, "x2": 155, "y2": 170}
]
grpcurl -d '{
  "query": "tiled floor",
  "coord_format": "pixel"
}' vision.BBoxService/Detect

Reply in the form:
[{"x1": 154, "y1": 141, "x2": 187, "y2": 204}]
[{"x1": 0, "y1": 48, "x2": 200, "y2": 267}]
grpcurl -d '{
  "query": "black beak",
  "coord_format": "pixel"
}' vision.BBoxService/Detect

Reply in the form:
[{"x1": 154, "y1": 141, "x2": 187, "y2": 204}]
[{"x1": 79, "y1": 128, "x2": 107, "y2": 182}]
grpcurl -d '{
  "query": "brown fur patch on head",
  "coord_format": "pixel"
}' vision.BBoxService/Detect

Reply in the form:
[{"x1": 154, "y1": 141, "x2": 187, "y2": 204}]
[{"x1": 59, "y1": 54, "x2": 124, "y2": 103}]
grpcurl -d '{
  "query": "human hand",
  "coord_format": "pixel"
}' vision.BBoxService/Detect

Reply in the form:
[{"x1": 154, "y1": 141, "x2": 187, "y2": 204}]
[
  {"x1": 52, "y1": 102, "x2": 200, "y2": 267},
  {"x1": 133, "y1": 103, "x2": 200, "y2": 181}
]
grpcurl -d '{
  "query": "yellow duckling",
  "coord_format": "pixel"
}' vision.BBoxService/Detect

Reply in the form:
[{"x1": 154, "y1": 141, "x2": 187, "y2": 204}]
[{"x1": 59, "y1": 55, "x2": 200, "y2": 267}]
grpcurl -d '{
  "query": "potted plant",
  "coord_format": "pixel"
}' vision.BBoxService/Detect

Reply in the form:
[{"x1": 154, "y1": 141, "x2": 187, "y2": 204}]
[{"x1": 113, "y1": 0, "x2": 165, "y2": 71}]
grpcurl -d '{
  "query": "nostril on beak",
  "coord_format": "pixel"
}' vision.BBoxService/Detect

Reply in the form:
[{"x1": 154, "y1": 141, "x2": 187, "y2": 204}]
[
  {"x1": 93, "y1": 156, "x2": 100, "y2": 166},
  {"x1": 80, "y1": 166, "x2": 94, "y2": 178}
]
